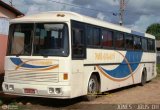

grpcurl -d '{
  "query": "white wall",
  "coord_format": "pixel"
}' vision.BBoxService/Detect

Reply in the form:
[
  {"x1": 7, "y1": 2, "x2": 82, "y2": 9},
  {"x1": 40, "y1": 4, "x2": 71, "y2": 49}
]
[{"x1": 0, "y1": 17, "x2": 9, "y2": 35}]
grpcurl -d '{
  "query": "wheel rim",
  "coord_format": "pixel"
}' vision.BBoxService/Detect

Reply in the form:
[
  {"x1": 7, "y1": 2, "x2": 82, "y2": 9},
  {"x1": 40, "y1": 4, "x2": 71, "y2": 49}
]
[{"x1": 88, "y1": 78, "x2": 97, "y2": 94}]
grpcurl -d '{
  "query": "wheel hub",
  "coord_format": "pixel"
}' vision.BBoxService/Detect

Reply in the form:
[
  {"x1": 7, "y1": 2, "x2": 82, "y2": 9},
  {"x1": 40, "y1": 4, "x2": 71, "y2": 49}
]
[{"x1": 88, "y1": 79, "x2": 96, "y2": 93}]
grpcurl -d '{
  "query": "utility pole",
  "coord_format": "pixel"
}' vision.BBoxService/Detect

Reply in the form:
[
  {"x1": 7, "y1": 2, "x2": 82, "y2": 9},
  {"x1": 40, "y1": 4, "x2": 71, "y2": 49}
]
[{"x1": 119, "y1": 0, "x2": 125, "y2": 26}]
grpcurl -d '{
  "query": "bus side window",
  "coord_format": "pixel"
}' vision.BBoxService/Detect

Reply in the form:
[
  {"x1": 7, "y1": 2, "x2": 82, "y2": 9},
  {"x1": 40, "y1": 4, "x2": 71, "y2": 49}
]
[
  {"x1": 142, "y1": 38, "x2": 147, "y2": 51},
  {"x1": 134, "y1": 36, "x2": 141, "y2": 50},
  {"x1": 148, "y1": 39, "x2": 155, "y2": 52},
  {"x1": 86, "y1": 26, "x2": 100, "y2": 47},
  {"x1": 115, "y1": 32, "x2": 125, "y2": 49},
  {"x1": 72, "y1": 21, "x2": 86, "y2": 59},
  {"x1": 102, "y1": 29, "x2": 113, "y2": 48},
  {"x1": 125, "y1": 34, "x2": 133, "y2": 50}
]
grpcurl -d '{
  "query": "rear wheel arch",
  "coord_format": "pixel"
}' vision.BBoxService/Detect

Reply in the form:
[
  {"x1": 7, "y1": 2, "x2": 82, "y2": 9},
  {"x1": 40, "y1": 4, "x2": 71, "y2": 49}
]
[
  {"x1": 84, "y1": 72, "x2": 101, "y2": 101},
  {"x1": 92, "y1": 72, "x2": 101, "y2": 89},
  {"x1": 140, "y1": 67, "x2": 147, "y2": 86}
]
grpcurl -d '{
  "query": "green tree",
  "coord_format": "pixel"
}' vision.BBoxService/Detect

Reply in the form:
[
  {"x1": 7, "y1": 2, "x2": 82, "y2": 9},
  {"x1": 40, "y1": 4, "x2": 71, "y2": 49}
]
[{"x1": 146, "y1": 23, "x2": 160, "y2": 40}]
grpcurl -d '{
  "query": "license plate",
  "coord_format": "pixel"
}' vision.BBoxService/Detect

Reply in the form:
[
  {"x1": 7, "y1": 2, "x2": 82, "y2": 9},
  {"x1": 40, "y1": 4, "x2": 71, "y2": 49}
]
[{"x1": 24, "y1": 88, "x2": 37, "y2": 94}]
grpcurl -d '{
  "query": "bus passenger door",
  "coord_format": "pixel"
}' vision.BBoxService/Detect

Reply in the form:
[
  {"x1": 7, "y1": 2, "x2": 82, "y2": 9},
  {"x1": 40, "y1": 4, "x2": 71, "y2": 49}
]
[{"x1": 71, "y1": 21, "x2": 86, "y2": 97}]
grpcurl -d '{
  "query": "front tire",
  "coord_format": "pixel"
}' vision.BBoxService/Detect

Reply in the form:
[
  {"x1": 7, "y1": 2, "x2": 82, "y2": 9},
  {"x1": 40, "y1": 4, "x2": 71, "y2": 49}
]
[{"x1": 85, "y1": 75, "x2": 99, "y2": 101}]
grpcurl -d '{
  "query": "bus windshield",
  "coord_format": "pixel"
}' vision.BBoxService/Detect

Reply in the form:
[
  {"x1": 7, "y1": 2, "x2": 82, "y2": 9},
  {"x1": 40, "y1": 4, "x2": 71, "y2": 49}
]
[{"x1": 8, "y1": 23, "x2": 69, "y2": 57}]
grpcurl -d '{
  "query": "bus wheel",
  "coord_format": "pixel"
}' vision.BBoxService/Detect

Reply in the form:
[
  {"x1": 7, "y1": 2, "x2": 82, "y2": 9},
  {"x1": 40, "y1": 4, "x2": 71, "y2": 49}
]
[
  {"x1": 85, "y1": 75, "x2": 99, "y2": 101},
  {"x1": 140, "y1": 69, "x2": 147, "y2": 86}
]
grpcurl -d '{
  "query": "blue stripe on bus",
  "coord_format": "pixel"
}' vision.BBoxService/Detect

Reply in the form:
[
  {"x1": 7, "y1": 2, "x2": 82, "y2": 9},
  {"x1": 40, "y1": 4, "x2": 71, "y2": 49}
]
[
  {"x1": 10, "y1": 58, "x2": 51, "y2": 69},
  {"x1": 101, "y1": 51, "x2": 143, "y2": 78}
]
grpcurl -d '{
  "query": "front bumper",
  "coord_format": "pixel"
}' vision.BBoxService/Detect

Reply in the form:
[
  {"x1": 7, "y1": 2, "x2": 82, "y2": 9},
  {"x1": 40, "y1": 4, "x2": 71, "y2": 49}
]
[{"x1": 2, "y1": 82, "x2": 71, "y2": 99}]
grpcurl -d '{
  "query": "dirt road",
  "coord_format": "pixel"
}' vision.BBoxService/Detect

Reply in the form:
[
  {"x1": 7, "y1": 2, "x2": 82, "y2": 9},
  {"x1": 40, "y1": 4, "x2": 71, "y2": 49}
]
[{"x1": 0, "y1": 77, "x2": 160, "y2": 110}]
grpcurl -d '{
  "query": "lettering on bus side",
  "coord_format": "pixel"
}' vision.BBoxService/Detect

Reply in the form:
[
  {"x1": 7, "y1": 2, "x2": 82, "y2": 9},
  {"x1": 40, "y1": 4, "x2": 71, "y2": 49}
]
[{"x1": 95, "y1": 52, "x2": 115, "y2": 61}]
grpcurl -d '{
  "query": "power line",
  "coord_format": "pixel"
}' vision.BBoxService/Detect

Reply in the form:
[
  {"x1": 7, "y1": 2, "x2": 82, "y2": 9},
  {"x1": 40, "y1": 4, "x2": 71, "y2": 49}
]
[
  {"x1": 48, "y1": 0, "x2": 132, "y2": 25},
  {"x1": 9, "y1": 0, "x2": 136, "y2": 25},
  {"x1": 48, "y1": 0, "x2": 116, "y2": 15}
]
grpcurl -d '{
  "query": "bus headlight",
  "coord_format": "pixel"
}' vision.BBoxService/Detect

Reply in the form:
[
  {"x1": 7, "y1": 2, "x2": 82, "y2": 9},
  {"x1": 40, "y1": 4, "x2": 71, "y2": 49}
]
[
  {"x1": 9, "y1": 85, "x2": 14, "y2": 91},
  {"x1": 5, "y1": 84, "x2": 9, "y2": 91},
  {"x1": 48, "y1": 88, "x2": 54, "y2": 94},
  {"x1": 55, "y1": 88, "x2": 62, "y2": 94}
]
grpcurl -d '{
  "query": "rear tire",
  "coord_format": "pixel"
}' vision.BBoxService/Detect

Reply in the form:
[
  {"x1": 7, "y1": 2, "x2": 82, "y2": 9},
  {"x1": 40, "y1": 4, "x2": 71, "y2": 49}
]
[
  {"x1": 140, "y1": 69, "x2": 147, "y2": 86},
  {"x1": 84, "y1": 75, "x2": 99, "y2": 101}
]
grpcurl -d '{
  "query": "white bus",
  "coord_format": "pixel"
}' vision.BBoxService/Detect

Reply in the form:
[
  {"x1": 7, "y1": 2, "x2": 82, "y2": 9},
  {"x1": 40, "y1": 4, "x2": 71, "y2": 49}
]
[{"x1": 2, "y1": 11, "x2": 156, "y2": 100}]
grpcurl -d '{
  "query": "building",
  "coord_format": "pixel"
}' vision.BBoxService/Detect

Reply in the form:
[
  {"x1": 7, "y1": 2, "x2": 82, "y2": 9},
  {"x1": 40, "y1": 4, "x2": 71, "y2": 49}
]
[{"x1": 0, "y1": 0, "x2": 24, "y2": 84}]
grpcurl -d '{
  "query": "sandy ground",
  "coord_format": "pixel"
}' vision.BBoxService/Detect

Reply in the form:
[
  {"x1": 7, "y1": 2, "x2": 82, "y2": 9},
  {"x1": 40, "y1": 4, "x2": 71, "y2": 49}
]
[
  {"x1": 89, "y1": 78, "x2": 160, "y2": 104},
  {"x1": 0, "y1": 76, "x2": 160, "y2": 110}
]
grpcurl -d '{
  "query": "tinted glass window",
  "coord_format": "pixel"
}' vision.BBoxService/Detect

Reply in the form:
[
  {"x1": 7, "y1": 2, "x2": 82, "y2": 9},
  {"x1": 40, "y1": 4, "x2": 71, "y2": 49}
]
[
  {"x1": 148, "y1": 39, "x2": 155, "y2": 52},
  {"x1": 115, "y1": 32, "x2": 124, "y2": 49},
  {"x1": 33, "y1": 23, "x2": 69, "y2": 56},
  {"x1": 86, "y1": 26, "x2": 100, "y2": 46},
  {"x1": 86, "y1": 26, "x2": 93, "y2": 46},
  {"x1": 142, "y1": 38, "x2": 147, "y2": 51},
  {"x1": 102, "y1": 29, "x2": 113, "y2": 47},
  {"x1": 72, "y1": 21, "x2": 86, "y2": 58},
  {"x1": 8, "y1": 23, "x2": 69, "y2": 57},
  {"x1": 134, "y1": 36, "x2": 141, "y2": 50},
  {"x1": 93, "y1": 28, "x2": 100, "y2": 46},
  {"x1": 9, "y1": 23, "x2": 33, "y2": 56},
  {"x1": 125, "y1": 34, "x2": 133, "y2": 50}
]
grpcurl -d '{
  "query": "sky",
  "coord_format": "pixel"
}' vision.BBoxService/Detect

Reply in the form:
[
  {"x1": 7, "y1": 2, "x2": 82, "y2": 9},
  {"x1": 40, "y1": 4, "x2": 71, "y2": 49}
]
[{"x1": 3, "y1": 0, "x2": 160, "y2": 32}]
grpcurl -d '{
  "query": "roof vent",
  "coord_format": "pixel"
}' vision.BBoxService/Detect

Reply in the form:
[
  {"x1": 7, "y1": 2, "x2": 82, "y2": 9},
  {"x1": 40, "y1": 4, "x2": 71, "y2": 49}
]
[{"x1": 57, "y1": 14, "x2": 65, "y2": 17}]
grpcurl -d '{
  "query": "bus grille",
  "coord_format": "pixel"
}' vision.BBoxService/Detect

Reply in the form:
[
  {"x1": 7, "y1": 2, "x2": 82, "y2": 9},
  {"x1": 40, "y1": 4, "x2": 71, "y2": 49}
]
[{"x1": 7, "y1": 72, "x2": 59, "y2": 83}]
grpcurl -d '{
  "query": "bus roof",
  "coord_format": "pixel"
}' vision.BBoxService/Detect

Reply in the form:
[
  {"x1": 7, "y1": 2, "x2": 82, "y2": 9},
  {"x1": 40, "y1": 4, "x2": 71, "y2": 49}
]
[{"x1": 11, "y1": 11, "x2": 155, "y2": 39}]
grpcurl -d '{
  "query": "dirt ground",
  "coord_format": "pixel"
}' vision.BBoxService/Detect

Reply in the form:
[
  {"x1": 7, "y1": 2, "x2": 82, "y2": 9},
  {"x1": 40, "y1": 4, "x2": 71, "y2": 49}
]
[{"x1": 0, "y1": 76, "x2": 160, "y2": 110}]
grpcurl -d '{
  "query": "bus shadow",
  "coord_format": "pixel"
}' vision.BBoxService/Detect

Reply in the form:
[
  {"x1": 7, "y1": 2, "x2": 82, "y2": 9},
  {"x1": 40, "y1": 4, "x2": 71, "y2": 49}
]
[
  {"x1": 19, "y1": 83, "x2": 142, "y2": 108},
  {"x1": 103, "y1": 81, "x2": 151, "y2": 96},
  {"x1": 16, "y1": 96, "x2": 84, "y2": 108}
]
